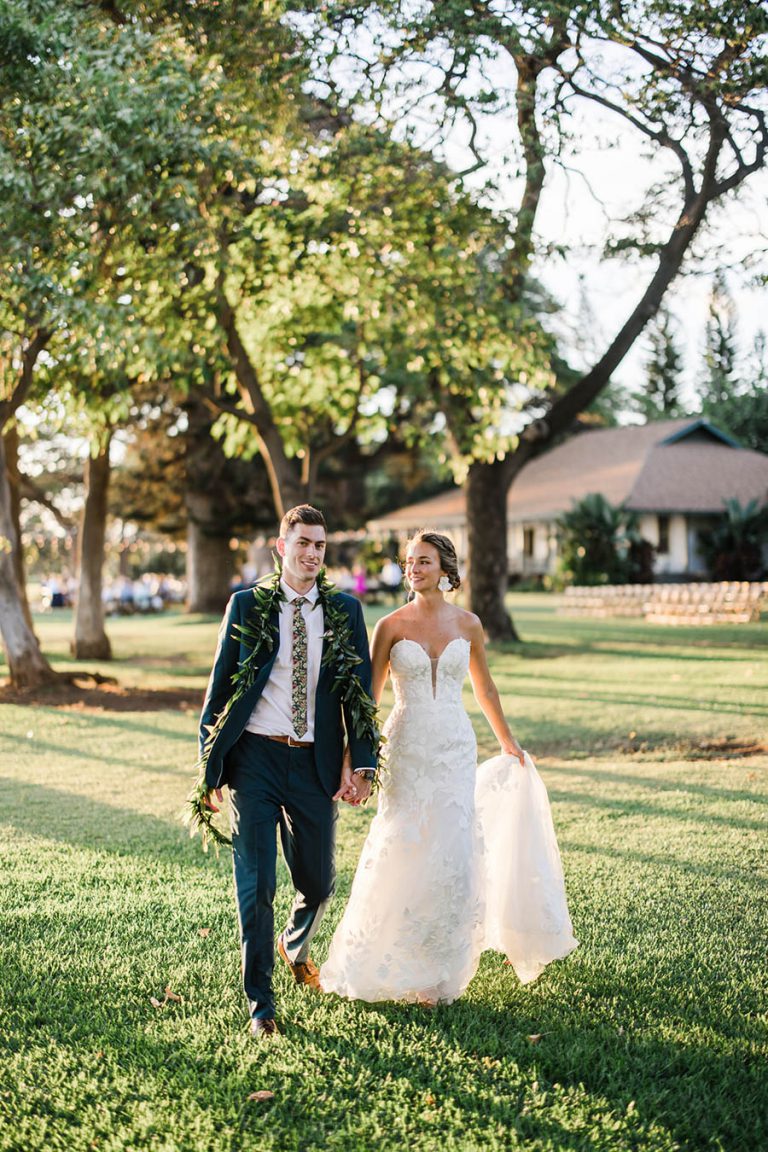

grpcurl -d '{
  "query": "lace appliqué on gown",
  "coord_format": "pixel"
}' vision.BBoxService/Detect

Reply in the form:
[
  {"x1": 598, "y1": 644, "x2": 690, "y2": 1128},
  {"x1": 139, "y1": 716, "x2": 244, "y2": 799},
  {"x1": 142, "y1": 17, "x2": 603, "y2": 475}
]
[{"x1": 320, "y1": 638, "x2": 577, "y2": 1004}]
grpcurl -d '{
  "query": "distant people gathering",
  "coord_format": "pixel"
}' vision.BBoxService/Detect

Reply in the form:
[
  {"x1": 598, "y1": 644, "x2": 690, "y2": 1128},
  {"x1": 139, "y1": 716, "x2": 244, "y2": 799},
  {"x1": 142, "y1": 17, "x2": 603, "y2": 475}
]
[
  {"x1": 328, "y1": 557, "x2": 404, "y2": 602},
  {"x1": 40, "y1": 572, "x2": 185, "y2": 614}
]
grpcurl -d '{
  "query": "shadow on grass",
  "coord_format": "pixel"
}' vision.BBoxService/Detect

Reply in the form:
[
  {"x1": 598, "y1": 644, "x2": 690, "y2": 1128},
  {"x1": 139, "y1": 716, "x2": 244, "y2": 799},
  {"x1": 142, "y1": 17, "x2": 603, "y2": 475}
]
[
  {"x1": 1, "y1": 733, "x2": 138, "y2": 769},
  {"x1": 4, "y1": 947, "x2": 764, "y2": 1152},
  {"x1": 551, "y1": 761, "x2": 768, "y2": 809},
  {"x1": 542, "y1": 786, "x2": 767, "y2": 834},
  {"x1": 494, "y1": 632, "x2": 767, "y2": 662},
  {"x1": 0, "y1": 777, "x2": 207, "y2": 864},
  {"x1": 507, "y1": 682, "x2": 768, "y2": 719},
  {"x1": 559, "y1": 837, "x2": 767, "y2": 889},
  {"x1": 2, "y1": 706, "x2": 195, "y2": 744},
  {"x1": 0, "y1": 685, "x2": 203, "y2": 716},
  {"x1": 3, "y1": 813, "x2": 766, "y2": 1151}
]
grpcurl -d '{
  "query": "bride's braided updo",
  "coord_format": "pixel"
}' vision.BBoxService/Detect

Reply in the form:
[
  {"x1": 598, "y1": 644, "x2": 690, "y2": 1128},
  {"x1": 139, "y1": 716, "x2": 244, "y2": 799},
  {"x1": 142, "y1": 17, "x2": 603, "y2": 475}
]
[{"x1": 408, "y1": 530, "x2": 461, "y2": 591}]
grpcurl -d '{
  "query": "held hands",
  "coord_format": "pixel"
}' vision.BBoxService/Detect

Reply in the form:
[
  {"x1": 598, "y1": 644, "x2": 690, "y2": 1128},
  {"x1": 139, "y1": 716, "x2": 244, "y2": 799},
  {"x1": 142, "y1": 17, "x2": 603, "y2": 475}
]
[{"x1": 333, "y1": 748, "x2": 373, "y2": 807}]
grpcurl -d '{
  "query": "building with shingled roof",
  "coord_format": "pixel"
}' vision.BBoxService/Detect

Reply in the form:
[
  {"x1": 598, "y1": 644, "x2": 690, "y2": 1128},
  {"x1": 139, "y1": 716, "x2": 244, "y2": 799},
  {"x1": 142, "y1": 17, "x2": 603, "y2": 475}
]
[{"x1": 367, "y1": 419, "x2": 768, "y2": 579}]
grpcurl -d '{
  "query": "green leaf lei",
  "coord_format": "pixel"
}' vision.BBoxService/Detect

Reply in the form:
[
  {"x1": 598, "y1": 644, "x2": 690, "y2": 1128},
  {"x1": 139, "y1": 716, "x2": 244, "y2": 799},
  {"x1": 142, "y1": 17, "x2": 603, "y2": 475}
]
[{"x1": 183, "y1": 565, "x2": 383, "y2": 853}]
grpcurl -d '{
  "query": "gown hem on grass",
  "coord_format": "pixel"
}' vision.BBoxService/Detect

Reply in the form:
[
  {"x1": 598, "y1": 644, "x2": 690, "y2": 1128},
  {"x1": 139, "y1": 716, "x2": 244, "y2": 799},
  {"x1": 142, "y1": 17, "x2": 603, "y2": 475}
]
[{"x1": 320, "y1": 637, "x2": 577, "y2": 1003}]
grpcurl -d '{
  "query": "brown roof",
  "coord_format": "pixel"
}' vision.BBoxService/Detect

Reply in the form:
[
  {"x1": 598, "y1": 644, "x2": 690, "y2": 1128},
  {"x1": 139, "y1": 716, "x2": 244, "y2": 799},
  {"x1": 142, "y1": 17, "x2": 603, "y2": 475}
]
[
  {"x1": 628, "y1": 440, "x2": 768, "y2": 512},
  {"x1": 368, "y1": 420, "x2": 768, "y2": 529},
  {"x1": 367, "y1": 486, "x2": 466, "y2": 531}
]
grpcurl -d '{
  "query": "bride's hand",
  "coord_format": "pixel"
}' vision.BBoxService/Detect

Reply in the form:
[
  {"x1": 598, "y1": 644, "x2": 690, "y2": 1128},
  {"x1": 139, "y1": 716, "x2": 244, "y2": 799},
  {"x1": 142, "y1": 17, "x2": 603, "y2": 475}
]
[
  {"x1": 502, "y1": 738, "x2": 525, "y2": 766},
  {"x1": 333, "y1": 754, "x2": 360, "y2": 804}
]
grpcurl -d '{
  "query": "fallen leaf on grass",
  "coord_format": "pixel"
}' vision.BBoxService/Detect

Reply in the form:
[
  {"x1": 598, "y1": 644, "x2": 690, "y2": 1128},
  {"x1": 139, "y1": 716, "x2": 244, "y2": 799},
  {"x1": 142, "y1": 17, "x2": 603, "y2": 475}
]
[
  {"x1": 424, "y1": 1094, "x2": 436, "y2": 1106},
  {"x1": 247, "y1": 1090, "x2": 275, "y2": 1102},
  {"x1": 198, "y1": 928, "x2": 211, "y2": 938},
  {"x1": 527, "y1": 1034, "x2": 544, "y2": 1044},
  {"x1": 149, "y1": 987, "x2": 184, "y2": 1009}
]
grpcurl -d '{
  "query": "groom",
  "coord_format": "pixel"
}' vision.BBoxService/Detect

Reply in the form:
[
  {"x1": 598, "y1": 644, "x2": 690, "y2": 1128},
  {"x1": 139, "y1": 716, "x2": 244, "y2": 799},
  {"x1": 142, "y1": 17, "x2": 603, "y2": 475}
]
[{"x1": 199, "y1": 504, "x2": 377, "y2": 1037}]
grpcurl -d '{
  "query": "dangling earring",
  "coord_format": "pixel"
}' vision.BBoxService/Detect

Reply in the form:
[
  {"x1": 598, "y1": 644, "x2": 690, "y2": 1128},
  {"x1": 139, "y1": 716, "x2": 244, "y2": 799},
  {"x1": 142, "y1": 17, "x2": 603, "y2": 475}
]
[{"x1": 438, "y1": 575, "x2": 451, "y2": 593}]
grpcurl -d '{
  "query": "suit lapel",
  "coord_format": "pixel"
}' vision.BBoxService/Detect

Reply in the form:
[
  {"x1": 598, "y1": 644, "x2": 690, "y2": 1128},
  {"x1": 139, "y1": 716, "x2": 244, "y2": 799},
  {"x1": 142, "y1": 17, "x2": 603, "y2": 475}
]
[{"x1": 317, "y1": 596, "x2": 336, "y2": 695}]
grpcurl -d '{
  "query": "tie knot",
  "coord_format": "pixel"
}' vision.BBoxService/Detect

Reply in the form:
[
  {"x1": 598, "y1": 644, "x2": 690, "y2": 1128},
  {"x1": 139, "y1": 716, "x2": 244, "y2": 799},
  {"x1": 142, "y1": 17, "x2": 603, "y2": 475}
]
[{"x1": 293, "y1": 596, "x2": 307, "y2": 608}]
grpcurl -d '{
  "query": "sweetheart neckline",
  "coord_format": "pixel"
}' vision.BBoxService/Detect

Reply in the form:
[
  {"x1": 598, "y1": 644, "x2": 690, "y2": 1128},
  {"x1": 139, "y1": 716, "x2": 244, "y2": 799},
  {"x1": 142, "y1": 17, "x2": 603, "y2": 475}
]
[{"x1": 391, "y1": 636, "x2": 470, "y2": 666}]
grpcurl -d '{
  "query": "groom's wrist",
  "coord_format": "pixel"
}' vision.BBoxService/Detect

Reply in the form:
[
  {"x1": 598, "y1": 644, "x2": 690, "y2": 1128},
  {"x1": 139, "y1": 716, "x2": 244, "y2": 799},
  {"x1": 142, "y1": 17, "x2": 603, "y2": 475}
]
[{"x1": 353, "y1": 767, "x2": 376, "y2": 782}]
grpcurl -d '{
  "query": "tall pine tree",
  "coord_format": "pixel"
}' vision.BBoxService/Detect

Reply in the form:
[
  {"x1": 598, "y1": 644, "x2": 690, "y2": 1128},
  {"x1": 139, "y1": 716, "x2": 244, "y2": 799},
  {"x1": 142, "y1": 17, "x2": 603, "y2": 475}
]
[
  {"x1": 639, "y1": 308, "x2": 686, "y2": 420},
  {"x1": 702, "y1": 274, "x2": 741, "y2": 410}
]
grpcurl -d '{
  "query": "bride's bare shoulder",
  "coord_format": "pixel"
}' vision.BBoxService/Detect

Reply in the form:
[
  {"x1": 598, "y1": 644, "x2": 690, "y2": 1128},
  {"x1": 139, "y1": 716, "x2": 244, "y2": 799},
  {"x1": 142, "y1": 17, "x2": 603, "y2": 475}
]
[
  {"x1": 454, "y1": 607, "x2": 484, "y2": 641},
  {"x1": 372, "y1": 606, "x2": 410, "y2": 643}
]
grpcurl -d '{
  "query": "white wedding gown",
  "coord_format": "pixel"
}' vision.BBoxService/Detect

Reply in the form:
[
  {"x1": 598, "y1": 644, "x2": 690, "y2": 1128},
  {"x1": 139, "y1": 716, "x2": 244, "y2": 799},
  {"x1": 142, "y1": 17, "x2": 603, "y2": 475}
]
[{"x1": 321, "y1": 637, "x2": 577, "y2": 1003}]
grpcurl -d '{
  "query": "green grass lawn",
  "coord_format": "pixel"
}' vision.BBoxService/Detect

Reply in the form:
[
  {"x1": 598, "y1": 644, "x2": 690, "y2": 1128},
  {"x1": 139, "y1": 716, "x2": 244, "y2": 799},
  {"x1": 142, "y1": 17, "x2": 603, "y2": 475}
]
[{"x1": 1, "y1": 597, "x2": 766, "y2": 1151}]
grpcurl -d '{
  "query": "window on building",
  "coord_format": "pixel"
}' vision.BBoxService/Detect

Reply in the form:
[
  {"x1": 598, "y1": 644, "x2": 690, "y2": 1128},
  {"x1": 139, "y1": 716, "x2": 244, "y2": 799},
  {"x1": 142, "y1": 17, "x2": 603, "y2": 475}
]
[
  {"x1": 658, "y1": 515, "x2": 670, "y2": 554},
  {"x1": 523, "y1": 527, "x2": 535, "y2": 558}
]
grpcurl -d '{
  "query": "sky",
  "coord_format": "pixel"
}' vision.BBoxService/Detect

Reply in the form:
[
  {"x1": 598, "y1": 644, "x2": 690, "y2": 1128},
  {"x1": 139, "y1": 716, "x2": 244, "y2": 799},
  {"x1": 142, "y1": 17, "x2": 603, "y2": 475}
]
[
  {"x1": 437, "y1": 89, "x2": 768, "y2": 415},
  {"x1": 318, "y1": 16, "x2": 768, "y2": 417}
]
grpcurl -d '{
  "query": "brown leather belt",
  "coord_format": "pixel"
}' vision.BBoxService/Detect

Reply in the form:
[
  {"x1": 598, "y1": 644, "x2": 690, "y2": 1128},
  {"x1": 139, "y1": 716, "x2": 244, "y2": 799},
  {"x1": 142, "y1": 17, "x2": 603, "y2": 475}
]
[{"x1": 263, "y1": 734, "x2": 314, "y2": 748}]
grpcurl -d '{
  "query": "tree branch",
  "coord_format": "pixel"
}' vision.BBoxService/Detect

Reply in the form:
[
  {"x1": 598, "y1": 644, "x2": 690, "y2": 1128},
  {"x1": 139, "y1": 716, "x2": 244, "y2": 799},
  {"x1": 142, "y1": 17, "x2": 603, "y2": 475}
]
[
  {"x1": 16, "y1": 474, "x2": 75, "y2": 530},
  {"x1": 562, "y1": 75, "x2": 696, "y2": 202},
  {"x1": 0, "y1": 329, "x2": 51, "y2": 432},
  {"x1": 714, "y1": 108, "x2": 767, "y2": 196},
  {"x1": 88, "y1": 1, "x2": 127, "y2": 24},
  {"x1": 214, "y1": 280, "x2": 302, "y2": 514}
]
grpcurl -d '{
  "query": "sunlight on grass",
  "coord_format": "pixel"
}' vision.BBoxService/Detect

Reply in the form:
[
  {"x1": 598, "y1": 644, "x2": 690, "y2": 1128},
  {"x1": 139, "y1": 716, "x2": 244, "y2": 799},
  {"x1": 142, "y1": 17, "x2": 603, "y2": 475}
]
[{"x1": 1, "y1": 599, "x2": 766, "y2": 1150}]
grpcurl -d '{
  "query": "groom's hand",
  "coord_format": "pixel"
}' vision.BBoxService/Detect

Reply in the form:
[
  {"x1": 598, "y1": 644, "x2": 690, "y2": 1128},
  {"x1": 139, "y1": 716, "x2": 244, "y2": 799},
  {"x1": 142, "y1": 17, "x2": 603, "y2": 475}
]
[
  {"x1": 333, "y1": 764, "x2": 370, "y2": 806},
  {"x1": 204, "y1": 787, "x2": 224, "y2": 811}
]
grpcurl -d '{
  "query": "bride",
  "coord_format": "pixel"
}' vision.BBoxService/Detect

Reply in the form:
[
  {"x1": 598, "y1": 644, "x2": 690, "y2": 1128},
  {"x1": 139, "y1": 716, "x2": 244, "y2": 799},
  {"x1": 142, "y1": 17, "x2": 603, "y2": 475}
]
[{"x1": 321, "y1": 530, "x2": 577, "y2": 1005}]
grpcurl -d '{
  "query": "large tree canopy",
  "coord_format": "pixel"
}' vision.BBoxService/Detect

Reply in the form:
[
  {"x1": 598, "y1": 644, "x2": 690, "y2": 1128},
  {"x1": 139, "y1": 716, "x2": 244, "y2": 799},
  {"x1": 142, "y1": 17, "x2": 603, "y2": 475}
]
[
  {"x1": 0, "y1": 0, "x2": 289, "y2": 682},
  {"x1": 2, "y1": 0, "x2": 540, "y2": 681},
  {"x1": 302, "y1": 0, "x2": 768, "y2": 635},
  {"x1": 2, "y1": 0, "x2": 766, "y2": 692}
]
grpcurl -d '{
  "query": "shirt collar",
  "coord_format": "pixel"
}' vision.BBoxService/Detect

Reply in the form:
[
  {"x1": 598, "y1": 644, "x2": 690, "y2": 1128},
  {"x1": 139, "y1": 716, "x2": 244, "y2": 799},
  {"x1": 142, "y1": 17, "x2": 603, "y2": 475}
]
[{"x1": 280, "y1": 576, "x2": 320, "y2": 606}]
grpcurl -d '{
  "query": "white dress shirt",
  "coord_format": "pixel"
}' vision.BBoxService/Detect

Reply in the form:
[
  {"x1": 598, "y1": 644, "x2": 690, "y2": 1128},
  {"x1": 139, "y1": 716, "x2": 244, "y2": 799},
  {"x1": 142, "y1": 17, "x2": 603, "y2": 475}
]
[{"x1": 245, "y1": 578, "x2": 324, "y2": 740}]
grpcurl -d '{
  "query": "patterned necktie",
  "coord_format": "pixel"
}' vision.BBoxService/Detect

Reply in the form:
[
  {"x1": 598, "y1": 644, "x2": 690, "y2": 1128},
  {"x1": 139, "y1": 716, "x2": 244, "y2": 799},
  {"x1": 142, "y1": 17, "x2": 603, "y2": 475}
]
[{"x1": 290, "y1": 596, "x2": 308, "y2": 737}]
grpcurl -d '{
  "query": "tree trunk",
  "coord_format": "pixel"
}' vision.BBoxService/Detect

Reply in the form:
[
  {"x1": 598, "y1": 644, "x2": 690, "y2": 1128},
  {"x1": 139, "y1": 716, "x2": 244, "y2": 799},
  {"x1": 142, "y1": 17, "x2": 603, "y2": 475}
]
[
  {"x1": 216, "y1": 291, "x2": 304, "y2": 516},
  {"x1": 466, "y1": 114, "x2": 739, "y2": 637},
  {"x1": 4, "y1": 423, "x2": 34, "y2": 630},
  {"x1": 184, "y1": 392, "x2": 236, "y2": 614},
  {"x1": 0, "y1": 434, "x2": 58, "y2": 688},
  {"x1": 466, "y1": 458, "x2": 520, "y2": 642},
  {"x1": 72, "y1": 435, "x2": 112, "y2": 660},
  {"x1": 186, "y1": 517, "x2": 235, "y2": 613}
]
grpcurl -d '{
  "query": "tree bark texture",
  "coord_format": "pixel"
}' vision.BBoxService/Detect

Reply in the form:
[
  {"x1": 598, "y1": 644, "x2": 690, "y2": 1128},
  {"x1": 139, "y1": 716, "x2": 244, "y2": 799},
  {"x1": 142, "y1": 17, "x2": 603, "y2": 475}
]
[
  {"x1": 186, "y1": 519, "x2": 235, "y2": 614},
  {"x1": 466, "y1": 458, "x2": 520, "y2": 643},
  {"x1": 72, "y1": 435, "x2": 113, "y2": 660},
  {"x1": 4, "y1": 424, "x2": 34, "y2": 631},
  {"x1": 0, "y1": 434, "x2": 58, "y2": 688},
  {"x1": 184, "y1": 395, "x2": 236, "y2": 613}
]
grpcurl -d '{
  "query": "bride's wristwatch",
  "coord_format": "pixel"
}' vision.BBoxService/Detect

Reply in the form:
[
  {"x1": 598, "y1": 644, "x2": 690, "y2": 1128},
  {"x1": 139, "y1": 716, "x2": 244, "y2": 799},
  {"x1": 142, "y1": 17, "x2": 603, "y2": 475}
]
[{"x1": 353, "y1": 768, "x2": 376, "y2": 782}]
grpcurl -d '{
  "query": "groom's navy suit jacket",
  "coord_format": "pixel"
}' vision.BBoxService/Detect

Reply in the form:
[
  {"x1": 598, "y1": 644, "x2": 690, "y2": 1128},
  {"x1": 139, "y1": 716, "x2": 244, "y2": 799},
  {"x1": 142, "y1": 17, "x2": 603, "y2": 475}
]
[{"x1": 199, "y1": 585, "x2": 376, "y2": 797}]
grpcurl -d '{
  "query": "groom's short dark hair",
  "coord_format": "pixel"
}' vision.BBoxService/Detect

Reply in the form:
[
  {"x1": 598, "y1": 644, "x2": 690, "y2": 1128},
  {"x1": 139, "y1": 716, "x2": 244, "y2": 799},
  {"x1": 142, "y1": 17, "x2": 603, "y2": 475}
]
[{"x1": 280, "y1": 504, "x2": 327, "y2": 537}]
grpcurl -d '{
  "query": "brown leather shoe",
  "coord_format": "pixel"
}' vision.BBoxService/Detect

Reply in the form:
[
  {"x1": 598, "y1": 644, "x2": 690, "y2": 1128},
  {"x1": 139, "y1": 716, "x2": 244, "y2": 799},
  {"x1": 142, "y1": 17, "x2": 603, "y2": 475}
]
[
  {"x1": 250, "y1": 1017, "x2": 279, "y2": 1039},
  {"x1": 277, "y1": 933, "x2": 322, "y2": 991}
]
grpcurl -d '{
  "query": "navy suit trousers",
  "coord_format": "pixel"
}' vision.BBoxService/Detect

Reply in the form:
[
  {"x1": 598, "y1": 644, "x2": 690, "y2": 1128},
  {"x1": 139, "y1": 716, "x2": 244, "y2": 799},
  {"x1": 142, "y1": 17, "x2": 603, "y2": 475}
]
[{"x1": 227, "y1": 731, "x2": 337, "y2": 1020}]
